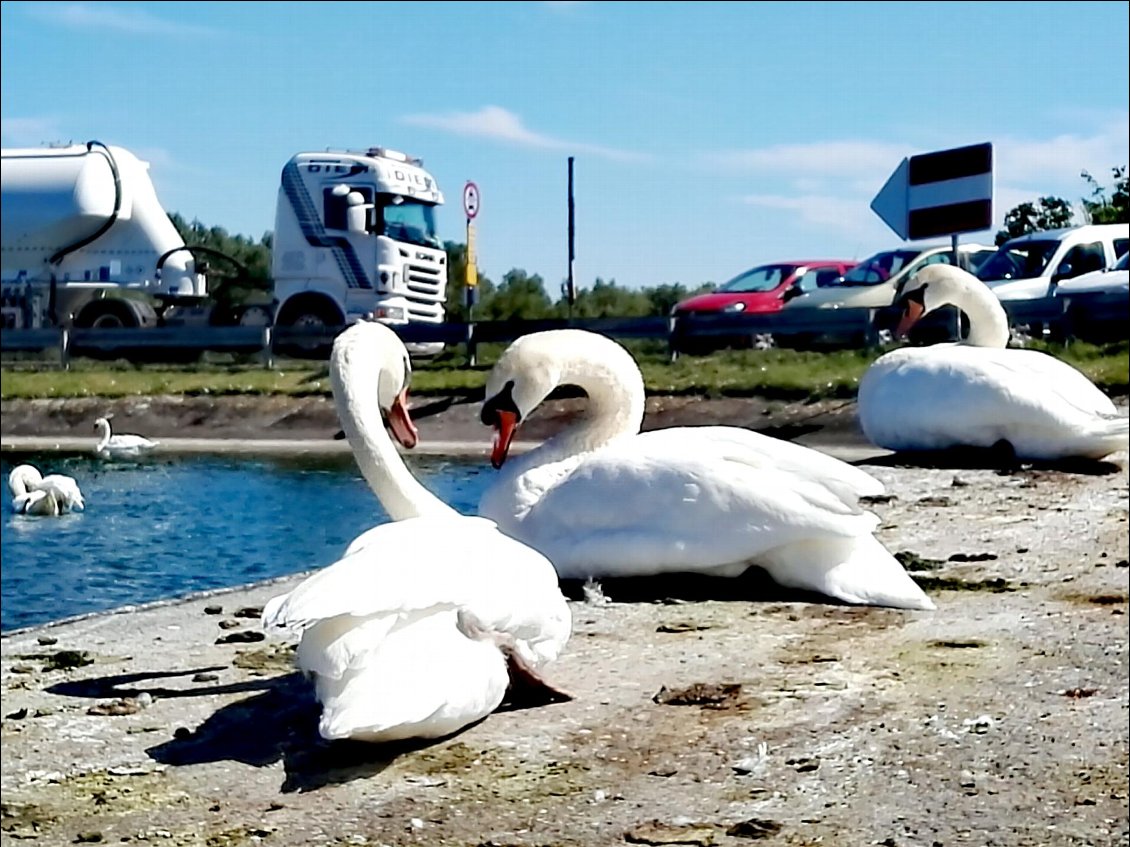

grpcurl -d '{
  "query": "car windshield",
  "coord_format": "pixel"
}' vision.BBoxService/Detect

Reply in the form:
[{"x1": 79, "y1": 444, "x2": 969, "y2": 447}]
[
  {"x1": 976, "y1": 240, "x2": 1059, "y2": 281},
  {"x1": 838, "y1": 250, "x2": 920, "y2": 286},
  {"x1": 378, "y1": 195, "x2": 442, "y2": 249},
  {"x1": 716, "y1": 265, "x2": 795, "y2": 293},
  {"x1": 967, "y1": 249, "x2": 997, "y2": 272}
]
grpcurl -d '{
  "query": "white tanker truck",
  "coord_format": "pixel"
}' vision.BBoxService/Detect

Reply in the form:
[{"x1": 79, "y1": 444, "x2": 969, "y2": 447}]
[{"x1": 0, "y1": 140, "x2": 450, "y2": 354}]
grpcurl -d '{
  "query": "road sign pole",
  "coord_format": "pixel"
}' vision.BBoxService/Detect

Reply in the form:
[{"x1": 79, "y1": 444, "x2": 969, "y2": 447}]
[{"x1": 462, "y1": 181, "x2": 480, "y2": 366}]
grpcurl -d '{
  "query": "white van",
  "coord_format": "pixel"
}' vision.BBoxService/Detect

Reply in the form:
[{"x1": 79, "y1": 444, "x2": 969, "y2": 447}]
[{"x1": 977, "y1": 223, "x2": 1130, "y2": 302}]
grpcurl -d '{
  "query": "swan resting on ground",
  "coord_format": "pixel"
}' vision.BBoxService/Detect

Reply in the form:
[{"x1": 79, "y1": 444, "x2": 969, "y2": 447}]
[
  {"x1": 8, "y1": 463, "x2": 85, "y2": 516},
  {"x1": 858, "y1": 264, "x2": 1129, "y2": 462},
  {"x1": 478, "y1": 329, "x2": 934, "y2": 611},
  {"x1": 93, "y1": 416, "x2": 159, "y2": 458},
  {"x1": 263, "y1": 321, "x2": 572, "y2": 743}
]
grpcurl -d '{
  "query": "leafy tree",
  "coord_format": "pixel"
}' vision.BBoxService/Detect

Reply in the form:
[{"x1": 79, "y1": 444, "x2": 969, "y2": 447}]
[
  {"x1": 646, "y1": 282, "x2": 698, "y2": 315},
  {"x1": 995, "y1": 166, "x2": 1128, "y2": 244},
  {"x1": 562, "y1": 278, "x2": 653, "y2": 318},
  {"x1": 169, "y1": 213, "x2": 272, "y2": 283},
  {"x1": 1081, "y1": 166, "x2": 1128, "y2": 224},
  {"x1": 994, "y1": 197, "x2": 1074, "y2": 246},
  {"x1": 443, "y1": 240, "x2": 495, "y2": 321},
  {"x1": 476, "y1": 269, "x2": 554, "y2": 320}
]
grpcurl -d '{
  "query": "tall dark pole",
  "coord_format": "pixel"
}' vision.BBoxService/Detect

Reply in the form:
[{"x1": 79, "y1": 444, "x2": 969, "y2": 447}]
[{"x1": 567, "y1": 156, "x2": 576, "y2": 319}]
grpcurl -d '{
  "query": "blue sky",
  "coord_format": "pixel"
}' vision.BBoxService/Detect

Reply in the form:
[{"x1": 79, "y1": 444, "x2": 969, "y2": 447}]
[{"x1": 2, "y1": 1, "x2": 1127, "y2": 293}]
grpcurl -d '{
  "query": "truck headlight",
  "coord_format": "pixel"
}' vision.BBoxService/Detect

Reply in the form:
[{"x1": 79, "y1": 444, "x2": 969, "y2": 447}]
[{"x1": 375, "y1": 305, "x2": 406, "y2": 321}]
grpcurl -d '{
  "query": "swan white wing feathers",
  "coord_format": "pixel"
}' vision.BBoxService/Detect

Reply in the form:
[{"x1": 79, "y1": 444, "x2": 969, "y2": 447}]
[
  {"x1": 636, "y1": 425, "x2": 886, "y2": 499},
  {"x1": 264, "y1": 516, "x2": 571, "y2": 742},
  {"x1": 13, "y1": 488, "x2": 59, "y2": 516},
  {"x1": 38, "y1": 474, "x2": 85, "y2": 511},
  {"x1": 304, "y1": 611, "x2": 510, "y2": 742},
  {"x1": 263, "y1": 516, "x2": 571, "y2": 675},
  {"x1": 8, "y1": 464, "x2": 83, "y2": 515},
  {"x1": 860, "y1": 346, "x2": 1127, "y2": 458},
  {"x1": 103, "y1": 434, "x2": 159, "y2": 454},
  {"x1": 483, "y1": 443, "x2": 881, "y2": 580}
]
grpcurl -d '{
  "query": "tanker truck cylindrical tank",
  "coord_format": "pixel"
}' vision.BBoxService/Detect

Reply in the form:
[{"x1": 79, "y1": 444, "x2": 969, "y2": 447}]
[{"x1": 0, "y1": 145, "x2": 122, "y2": 251}]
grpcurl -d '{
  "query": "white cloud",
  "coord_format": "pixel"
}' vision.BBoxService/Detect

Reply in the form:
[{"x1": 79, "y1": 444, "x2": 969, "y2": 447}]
[
  {"x1": 713, "y1": 118, "x2": 1129, "y2": 242},
  {"x1": 0, "y1": 116, "x2": 69, "y2": 147},
  {"x1": 737, "y1": 192, "x2": 887, "y2": 247},
  {"x1": 706, "y1": 140, "x2": 910, "y2": 180},
  {"x1": 400, "y1": 105, "x2": 649, "y2": 163},
  {"x1": 28, "y1": 3, "x2": 217, "y2": 37},
  {"x1": 993, "y1": 119, "x2": 1129, "y2": 201}
]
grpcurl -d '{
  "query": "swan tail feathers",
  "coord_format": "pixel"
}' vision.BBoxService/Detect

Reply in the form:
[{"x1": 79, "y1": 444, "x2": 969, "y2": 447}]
[
  {"x1": 311, "y1": 623, "x2": 509, "y2": 742},
  {"x1": 760, "y1": 534, "x2": 936, "y2": 611},
  {"x1": 1084, "y1": 414, "x2": 1130, "y2": 460}
]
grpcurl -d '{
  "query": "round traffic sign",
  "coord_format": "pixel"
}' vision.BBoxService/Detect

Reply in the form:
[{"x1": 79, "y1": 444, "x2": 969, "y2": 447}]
[{"x1": 462, "y1": 181, "x2": 480, "y2": 219}]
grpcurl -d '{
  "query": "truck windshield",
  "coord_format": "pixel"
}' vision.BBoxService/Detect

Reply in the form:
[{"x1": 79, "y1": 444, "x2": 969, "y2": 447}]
[
  {"x1": 378, "y1": 196, "x2": 442, "y2": 249},
  {"x1": 976, "y1": 240, "x2": 1059, "y2": 281}
]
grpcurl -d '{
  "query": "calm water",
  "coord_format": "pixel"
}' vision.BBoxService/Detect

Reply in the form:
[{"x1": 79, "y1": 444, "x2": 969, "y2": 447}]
[{"x1": 0, "y1": 451, "x2": 494, "y2": 632}]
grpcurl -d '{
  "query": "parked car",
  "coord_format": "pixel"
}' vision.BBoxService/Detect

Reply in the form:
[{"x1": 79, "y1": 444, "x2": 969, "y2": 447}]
[
  {"x1": 775, "y1": 242, "x2": 995, "y2": 347},
  {"x1": 977, "y1": 223, "x2": 1129, "y2": 302},
  {"x1": 1053, "y1": 251, "x2": 1130, "y2": 344},
  {"x1": 669, "y1": 260, "x2": 856, "y2": 353},
  {"x1": 1055, "y1": 249, "x2": 1130, "y2": 296}
]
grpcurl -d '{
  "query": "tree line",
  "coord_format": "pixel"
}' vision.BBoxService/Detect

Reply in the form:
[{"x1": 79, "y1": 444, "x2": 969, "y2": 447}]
[{"x1": 171, "y1": 166, "x2": 1128, "y2": 320}]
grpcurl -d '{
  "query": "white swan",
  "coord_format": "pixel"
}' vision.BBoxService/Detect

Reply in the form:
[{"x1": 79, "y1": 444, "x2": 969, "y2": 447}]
[
  {"x1": 858, "y1": 264, "x2": 1129, "y2": 461},
  {"x1": 8, "y1": 463, "x2": 85, "y2": 516},
  {"x1": 262, "y1": 321, "x2": 571, "y2": 743},
  {"x1": 478, "y1": 329, "x2": 934, "y2": 611},
  {"x1": 93, "y1": 416, "x2": 159, "y2": 458}
]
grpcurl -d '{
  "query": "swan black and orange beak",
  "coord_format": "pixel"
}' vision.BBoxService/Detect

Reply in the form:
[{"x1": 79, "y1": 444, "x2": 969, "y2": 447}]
[
  {"x1": 490, "y1": 410, "x2": 519, "y2": 469},
  {"x1": 895, "y1": 299, "x2": 925, "y2": 339},
  {"x1": 387, "y1": 388, "x2": 419, "y2": 449}
]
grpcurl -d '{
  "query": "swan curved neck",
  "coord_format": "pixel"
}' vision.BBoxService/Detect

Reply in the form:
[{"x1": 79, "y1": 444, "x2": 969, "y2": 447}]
[
  {"x1": 529, "y1": 349, "x2": 646, "y2": 464},
  {"x1": 332, "y1": 350, "x2": 454, "y2": 522},
  {"x1": 949, "y1": 283, "x2": 1010, "y2": 348}
]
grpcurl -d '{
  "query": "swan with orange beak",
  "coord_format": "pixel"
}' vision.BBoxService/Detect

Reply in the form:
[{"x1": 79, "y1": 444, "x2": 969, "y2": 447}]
[{"x1": 478, "y1": 329, "x2": 936, "y2": 611}]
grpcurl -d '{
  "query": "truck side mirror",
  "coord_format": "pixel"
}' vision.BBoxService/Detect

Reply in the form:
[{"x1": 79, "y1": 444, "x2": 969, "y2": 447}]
[{"x1": 346, "y1": 192, "x2": 369, "y2": 235}]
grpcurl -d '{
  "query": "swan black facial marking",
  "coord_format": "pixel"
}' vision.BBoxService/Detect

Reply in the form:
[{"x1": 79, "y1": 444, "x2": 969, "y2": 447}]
[
  {"x1": 481, "y1": 380, "x2": 520, "y2": 426},
  {"x1": 896, "y1": 283, "x2": 928, "y2": 311}
]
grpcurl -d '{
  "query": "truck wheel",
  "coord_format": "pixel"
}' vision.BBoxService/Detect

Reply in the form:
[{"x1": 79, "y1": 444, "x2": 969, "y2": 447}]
[
  {"x1": 275, "y1": 297, "x2": 344, "y2": 359},
  {"x1": 74, "y1": 300, "x2": 140, "y2": 329},
  {"x1": 236, "y1": 305, "x2": 273, "y2": 327}
]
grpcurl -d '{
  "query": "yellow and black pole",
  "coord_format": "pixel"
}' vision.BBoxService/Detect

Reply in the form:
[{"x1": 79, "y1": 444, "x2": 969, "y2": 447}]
[{"x1": 462, "y1": 181, "x2": 480, "y2": 365}]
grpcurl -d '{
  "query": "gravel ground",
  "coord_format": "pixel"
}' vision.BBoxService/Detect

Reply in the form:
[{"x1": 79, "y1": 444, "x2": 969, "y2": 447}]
[{"x1": 1, "y1": 395, "x2": 1128, "y2": 847}]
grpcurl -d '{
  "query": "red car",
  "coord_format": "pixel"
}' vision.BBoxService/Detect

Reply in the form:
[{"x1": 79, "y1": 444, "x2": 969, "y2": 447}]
[{"x1": 671, "y1": 260, "x2": 856, "y2": 353}]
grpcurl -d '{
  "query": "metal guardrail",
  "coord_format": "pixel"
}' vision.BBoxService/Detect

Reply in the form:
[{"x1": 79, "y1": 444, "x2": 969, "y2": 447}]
[{"x1": 1, "y1": 292, "x2": 1124, "y2": 367}]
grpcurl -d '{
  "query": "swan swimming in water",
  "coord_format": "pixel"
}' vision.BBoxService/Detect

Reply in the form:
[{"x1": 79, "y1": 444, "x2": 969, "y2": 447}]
[
  {"x1": 263, "y1": 321, "x2": 572, "y2": 743},
  {"x1": 858, "y1": 264, "x2": 1129, "y2": 462},
  {"x1": 478, "y1": 329, "x2": 934, "y2": 611},
  {"x1": 93, "y1": 416, "x2": 159, "y2": 458},
  {"x1": 8, "y1": 463, "x2": 85, "y2": 516}
]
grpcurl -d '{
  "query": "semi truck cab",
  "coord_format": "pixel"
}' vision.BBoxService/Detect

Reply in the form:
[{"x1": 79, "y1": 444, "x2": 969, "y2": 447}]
[{"x1": 271, "y1": 147, "x2": 449, "y2": 355}]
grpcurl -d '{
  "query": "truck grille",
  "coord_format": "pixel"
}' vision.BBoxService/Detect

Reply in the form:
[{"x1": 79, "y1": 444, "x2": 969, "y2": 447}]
[{"x1": 402, "y1": 256, "x2": 445, "y2": 322}]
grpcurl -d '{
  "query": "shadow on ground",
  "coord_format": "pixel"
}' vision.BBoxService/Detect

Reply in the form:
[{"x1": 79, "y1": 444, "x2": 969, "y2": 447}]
[
  {"x1": 560, "y1": 566, "x2": 835, "y2": 605},
  {"x1": 862, "y1": 446, "x2": 1124, "y2": 476}
]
